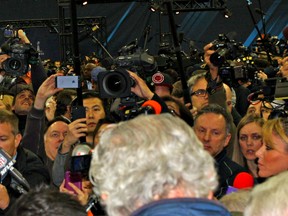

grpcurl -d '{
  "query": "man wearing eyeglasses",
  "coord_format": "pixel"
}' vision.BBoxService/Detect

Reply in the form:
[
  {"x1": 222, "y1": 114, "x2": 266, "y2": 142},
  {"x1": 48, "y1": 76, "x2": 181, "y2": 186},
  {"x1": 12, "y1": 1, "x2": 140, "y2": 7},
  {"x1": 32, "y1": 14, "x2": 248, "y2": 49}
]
[
  {"x1": 187, "y1": 43, "x2": 229, "y2": 118},
  {"x1": 187, "y1": 43, "x2": 238, "y2": 160},
  {"x1": 187, "y1": 72, "x2": 209, "y2": 117}
]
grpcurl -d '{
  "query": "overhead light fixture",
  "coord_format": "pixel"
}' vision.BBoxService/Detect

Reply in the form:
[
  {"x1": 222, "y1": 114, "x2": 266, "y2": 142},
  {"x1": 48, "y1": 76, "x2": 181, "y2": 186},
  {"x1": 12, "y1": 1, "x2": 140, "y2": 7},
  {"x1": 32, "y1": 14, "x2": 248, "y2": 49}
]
[
  {"x1": 223, "y1": 8, "x2": 232, "y2": 18},
  {"x1": 82, "y1": 1, "x2": 88, "y2": 6},
  {"x1": 150, "y1": 3, "x2": 160, "y2": 12}
]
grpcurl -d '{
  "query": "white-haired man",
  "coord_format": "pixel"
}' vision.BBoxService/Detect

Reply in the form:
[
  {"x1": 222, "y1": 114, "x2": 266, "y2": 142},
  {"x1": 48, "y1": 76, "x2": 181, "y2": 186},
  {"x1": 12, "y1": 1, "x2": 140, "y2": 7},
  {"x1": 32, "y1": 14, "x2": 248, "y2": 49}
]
[{"x1": 90, "y1": 114, "x2": 230, "y2": 216}]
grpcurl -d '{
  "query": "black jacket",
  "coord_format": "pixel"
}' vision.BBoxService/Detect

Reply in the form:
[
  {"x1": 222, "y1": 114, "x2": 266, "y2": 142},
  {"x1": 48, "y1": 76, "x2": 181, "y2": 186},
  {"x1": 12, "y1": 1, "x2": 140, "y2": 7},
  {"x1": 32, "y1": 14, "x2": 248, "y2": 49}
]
[
  {"x1": 0, "y1": 146, "x2": 50, "y2": 215},
  {"x1": 214, "y1": 149, "x2": 249, "y2": 199}
]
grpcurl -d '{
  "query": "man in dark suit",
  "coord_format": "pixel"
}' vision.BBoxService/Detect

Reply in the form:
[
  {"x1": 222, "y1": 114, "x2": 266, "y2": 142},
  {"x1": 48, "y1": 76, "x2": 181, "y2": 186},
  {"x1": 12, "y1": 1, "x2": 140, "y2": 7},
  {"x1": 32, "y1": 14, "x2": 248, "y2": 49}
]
[{"x1": 0, "y1": 109, "x2": 50, "y2": 215}]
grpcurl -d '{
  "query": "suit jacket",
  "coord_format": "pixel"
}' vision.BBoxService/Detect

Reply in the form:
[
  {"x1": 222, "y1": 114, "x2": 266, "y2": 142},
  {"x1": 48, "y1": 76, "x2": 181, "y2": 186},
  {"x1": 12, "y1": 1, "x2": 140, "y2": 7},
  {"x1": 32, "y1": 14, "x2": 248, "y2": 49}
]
[{"x1": 0, "y1": 146, "x2": 50, "y2": 215}]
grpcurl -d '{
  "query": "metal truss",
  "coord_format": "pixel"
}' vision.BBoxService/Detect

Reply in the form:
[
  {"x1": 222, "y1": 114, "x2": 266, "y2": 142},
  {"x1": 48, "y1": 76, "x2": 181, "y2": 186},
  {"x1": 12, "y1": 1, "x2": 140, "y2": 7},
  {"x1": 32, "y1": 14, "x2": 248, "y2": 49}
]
[
  {"x1": 75, "y1": 0, "x2": 226, "y2": 12},
  {"x1": 0, "y1": 17, "x2": 107, "y2": 62},
  {"x1": 170, "y1": 0, "x2": 226, "y2": 12},
  {"x1": 0, "y1": 17, "x2": 106, "y2": 31}
]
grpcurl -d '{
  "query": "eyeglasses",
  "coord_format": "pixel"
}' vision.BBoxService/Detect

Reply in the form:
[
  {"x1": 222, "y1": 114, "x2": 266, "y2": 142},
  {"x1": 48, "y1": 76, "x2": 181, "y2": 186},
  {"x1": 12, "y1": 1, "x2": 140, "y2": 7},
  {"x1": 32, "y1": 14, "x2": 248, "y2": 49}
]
[{"x1": 191, "y1": 89, "x2": 208, "y2": 97}]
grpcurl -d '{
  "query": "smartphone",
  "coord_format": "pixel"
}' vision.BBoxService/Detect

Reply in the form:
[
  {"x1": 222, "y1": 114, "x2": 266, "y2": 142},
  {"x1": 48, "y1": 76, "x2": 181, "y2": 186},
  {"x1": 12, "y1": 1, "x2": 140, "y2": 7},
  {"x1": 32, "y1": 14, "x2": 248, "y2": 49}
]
[
  {"x1": 64, "y1": 171, "x2": 82, "y2": 194},
  {"x1": 55, "y1": 76, "x2": 80, "y2": 88},
  {"x1": 71, "y1": 105, "x2": 86, "y2": 121}
]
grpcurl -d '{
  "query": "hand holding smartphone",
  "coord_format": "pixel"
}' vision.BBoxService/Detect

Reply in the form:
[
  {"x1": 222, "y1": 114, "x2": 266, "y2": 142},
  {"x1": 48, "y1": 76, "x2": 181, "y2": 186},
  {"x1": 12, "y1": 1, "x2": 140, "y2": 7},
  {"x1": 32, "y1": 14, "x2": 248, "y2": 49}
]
[
  {"x1": 55, "y1": 76, "x2": 80, "y2": 88},
  {"x1": 71, "y1": 105, "x2": 86, "y2": 122},
  {"x1": 64, "y1": 171, "x2": 82, "y2": 194}
]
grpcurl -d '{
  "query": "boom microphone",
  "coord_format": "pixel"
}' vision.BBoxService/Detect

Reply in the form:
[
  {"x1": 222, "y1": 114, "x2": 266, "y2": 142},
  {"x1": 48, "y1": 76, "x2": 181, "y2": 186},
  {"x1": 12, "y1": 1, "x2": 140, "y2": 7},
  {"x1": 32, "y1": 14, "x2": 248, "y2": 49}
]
[
  {"x1": 0, "y1": 148, "x2": 30, "y2": 192},
  {"x1": 139, "y1": 100, "x2": 162, "y2": 115},
  {"x1": 78, "y1": 24, "x2": 100, "y2": 42}
]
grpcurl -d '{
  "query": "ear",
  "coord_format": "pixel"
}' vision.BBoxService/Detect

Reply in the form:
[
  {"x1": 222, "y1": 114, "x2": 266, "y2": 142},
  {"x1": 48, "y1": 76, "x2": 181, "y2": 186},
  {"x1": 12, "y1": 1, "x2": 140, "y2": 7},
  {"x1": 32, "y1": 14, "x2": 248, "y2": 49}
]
[
  {"x1": 207, "y1": 191, "x2": 214, "y2": 200},
  {"x1": 100, "y1": 193, "x2": 108, "y2": 201},
  {"x1": 224, "y1": 133, "x2": 231, "y2": 148},
  {"x1": 14, "y1": 133, "x2": 22, "y2": 149}
]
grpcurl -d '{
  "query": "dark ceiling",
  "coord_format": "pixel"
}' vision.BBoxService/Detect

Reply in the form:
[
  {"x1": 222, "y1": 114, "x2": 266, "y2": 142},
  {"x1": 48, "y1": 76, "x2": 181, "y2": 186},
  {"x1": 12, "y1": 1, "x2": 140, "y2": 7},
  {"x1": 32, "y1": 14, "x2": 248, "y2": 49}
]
[{"x1": 0, "y1": 0, "x2": 286, "y2": 61}]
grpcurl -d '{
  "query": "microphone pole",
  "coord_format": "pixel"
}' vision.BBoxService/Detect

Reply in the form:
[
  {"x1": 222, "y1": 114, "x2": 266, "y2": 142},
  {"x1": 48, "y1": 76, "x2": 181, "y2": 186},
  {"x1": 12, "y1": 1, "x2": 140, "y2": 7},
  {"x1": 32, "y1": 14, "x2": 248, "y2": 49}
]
[
  {"x1": 245, "y1": 0, "x2": 272, "y2": 63},
  {"x1": 257, "y1": 0, "x2": 266, "y2": 35},
  {"x1": 70, "y1": 0, "x2": 86, "y2": 144},
  {"x1": 91, "y1": 35, "x2": 113, "y2": 59},
  {"x1": 70, "y1": 0, "x2": 82, "y2": 106},
  {"x1": 143, "y1": 25, "x2": 151, "y2": 51},
  {"x1": 163, "y1": 1, "x2": 192, "y2": 107},
  {"x1": 255, "y1": 7, "x2": 267, "y2": 35}
]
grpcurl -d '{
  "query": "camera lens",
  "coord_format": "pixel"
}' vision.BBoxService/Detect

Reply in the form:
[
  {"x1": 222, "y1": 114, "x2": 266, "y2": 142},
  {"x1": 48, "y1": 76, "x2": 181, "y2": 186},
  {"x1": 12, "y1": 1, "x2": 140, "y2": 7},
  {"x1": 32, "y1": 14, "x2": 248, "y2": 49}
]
[
  {"x1": 98, "y1": 68, "x2": 135, "y2": 98},
  {"x1": 8, "y1": 58, "x2": 22, "y2": 71},
  {"x1": 210, "y1": 48, "x2": 228, "y2": 67},
  {"x1": 104, "y1": 73, "x2": 126, "y2": 94}
]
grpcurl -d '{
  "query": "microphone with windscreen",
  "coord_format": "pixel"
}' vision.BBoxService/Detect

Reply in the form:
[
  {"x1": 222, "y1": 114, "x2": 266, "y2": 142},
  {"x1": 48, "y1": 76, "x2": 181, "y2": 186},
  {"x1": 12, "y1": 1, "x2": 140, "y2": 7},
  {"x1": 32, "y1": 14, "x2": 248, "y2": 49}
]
[
  {"x1": 0, "y1": 148, "x2": 30, "y2": 193},
  {"x1": 226, "y1": 172, "x2": 254, "y2": 194},
  {"x1": 138, "y1": 100, "x2": 162, "y2": 115}
]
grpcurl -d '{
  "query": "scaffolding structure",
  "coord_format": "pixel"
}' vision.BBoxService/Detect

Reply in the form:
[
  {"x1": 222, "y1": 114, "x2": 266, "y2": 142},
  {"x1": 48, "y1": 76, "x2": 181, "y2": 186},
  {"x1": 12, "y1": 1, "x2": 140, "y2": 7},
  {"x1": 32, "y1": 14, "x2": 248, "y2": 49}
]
[
  {"x1": 75, "y1": 0, "x2": 226, "y2": 12},
  {"x1": 0, "y1": 16, "x2": 107, "y2": 63}
]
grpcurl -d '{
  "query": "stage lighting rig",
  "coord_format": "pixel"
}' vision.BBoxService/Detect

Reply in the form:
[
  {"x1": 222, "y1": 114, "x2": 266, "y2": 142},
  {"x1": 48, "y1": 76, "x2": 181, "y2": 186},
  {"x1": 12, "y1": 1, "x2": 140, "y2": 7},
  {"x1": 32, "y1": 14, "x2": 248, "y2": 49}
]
[
  {"x1": 74, "y1": 0, "x2": 226, "y2": 12},
  {"x1": 149, "y1": 0, "x2": 226, "y2": 12}
]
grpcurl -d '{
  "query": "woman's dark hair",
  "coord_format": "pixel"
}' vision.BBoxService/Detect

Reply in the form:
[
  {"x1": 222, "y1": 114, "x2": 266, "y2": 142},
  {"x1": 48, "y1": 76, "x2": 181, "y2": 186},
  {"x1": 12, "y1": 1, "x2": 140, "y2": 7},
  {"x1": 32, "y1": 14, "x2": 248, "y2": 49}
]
[
  {"x1": 54, "y1": 89, "x2": 76, "y2": 117},
  {"x1": 162, "y1": 96, "x2": 194, "y2": 127},
  {"x1": 92, "y1": 118, "x2": 114, "y2": 146}
]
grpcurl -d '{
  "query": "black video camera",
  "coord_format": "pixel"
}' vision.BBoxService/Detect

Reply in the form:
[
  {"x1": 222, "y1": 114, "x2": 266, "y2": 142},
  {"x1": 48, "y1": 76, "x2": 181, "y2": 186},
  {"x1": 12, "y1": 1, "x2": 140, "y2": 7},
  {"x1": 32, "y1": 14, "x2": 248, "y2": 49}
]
[
  {"x1": 209, "y1": 34, "x2": 248, "y2": 67},
  {"x1": 0, "y1": 26, "x2": 38, "y2": 76},
  {"x1": 218, "y1": 55, "x2": 264, "y2": 91},
  {"x1": 98, "y1": 52, "x2": 157, "y2": 98}
]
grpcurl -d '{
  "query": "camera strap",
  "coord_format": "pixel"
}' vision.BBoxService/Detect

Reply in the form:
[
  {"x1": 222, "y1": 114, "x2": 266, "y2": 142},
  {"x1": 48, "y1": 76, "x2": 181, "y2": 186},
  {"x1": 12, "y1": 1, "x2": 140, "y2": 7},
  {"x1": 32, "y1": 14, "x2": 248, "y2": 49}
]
[{"x1": 205, "y1": 72, "x2": 223, "y2": 95}]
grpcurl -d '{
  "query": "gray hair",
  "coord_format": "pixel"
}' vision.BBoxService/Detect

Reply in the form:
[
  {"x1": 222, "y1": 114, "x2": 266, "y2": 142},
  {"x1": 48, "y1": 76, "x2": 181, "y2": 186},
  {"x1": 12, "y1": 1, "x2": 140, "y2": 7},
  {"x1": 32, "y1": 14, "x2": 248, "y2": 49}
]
[
  {"x1": 187, "y1": 71, "x2": 206, "y2": 92},
  {"x1": 89, "y1": 114, "x2": 218, "y2": 216},
  {"x1": 244, "y1": 171, "x2": 288, "y2": 216}
]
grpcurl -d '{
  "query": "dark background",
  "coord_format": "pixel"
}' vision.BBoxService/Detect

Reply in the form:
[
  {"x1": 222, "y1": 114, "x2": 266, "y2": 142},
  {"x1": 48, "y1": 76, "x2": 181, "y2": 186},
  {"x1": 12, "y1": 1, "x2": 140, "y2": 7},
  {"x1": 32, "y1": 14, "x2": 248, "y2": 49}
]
[{"x1": 0, "y1": 0, "x2": 287, "y2": 61}]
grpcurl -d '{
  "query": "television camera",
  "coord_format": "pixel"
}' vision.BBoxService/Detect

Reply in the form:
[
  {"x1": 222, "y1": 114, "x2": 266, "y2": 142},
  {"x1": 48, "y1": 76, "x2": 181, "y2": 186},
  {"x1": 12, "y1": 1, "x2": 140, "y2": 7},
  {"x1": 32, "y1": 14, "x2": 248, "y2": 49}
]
[
  {"x1": 97, "y1": 50, "x2": 158, "y2": 121},
  {"x1": 209, "y1": 33, "x2": 249, "y2": 67},
  {"x1": 0, "y1": 26, "x2": 38, "y2": 76}
]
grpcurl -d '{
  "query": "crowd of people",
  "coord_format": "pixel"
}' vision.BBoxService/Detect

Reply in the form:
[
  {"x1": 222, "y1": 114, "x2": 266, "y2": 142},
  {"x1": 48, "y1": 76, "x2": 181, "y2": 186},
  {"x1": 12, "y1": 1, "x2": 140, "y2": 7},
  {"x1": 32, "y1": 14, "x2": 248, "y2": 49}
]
[{"x1": 0, "y1": 27, "x2": 288, "y2": 216}]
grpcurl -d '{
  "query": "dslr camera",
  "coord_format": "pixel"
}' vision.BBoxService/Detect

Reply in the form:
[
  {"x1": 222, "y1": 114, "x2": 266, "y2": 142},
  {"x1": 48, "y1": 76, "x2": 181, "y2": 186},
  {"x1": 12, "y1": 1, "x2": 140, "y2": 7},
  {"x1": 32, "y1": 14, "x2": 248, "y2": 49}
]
[{"x1": 0, "y1": 26, "x2": 38, "y2": 76}]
